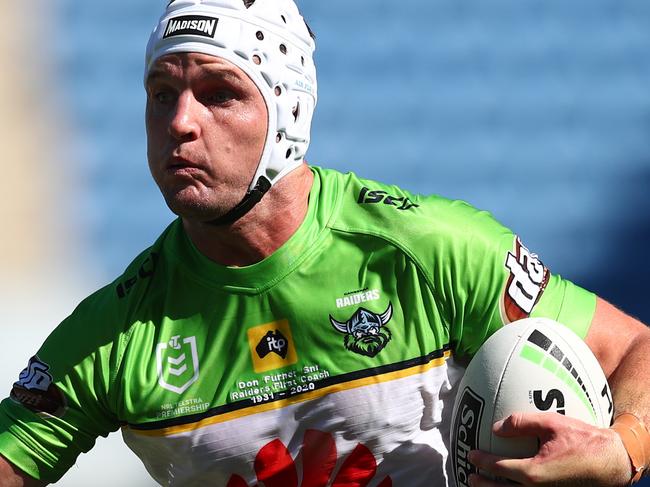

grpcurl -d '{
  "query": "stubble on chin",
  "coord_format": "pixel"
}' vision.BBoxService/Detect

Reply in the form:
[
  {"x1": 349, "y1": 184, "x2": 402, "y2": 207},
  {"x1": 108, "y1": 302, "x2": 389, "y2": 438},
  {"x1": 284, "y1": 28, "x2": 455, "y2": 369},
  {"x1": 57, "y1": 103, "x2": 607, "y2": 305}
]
[{"x1": 159, "y1": 181, "x2": 245, "y2": 223}]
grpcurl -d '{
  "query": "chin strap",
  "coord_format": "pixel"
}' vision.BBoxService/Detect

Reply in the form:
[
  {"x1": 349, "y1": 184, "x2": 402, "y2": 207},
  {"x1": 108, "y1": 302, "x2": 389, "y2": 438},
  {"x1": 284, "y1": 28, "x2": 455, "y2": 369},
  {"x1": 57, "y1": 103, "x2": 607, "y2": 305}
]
[{"x1": 206, "y1": 176, "x2": 272, "y2": 226}]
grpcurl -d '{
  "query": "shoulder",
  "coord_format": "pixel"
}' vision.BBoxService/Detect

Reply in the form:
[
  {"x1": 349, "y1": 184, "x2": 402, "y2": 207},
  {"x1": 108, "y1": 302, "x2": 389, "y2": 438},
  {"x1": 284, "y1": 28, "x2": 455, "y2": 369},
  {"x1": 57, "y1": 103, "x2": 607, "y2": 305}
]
[
  {"x1": 313, "y1": 166, "x2": 512, "y2": 250},
  {"x1": 27, "y1": 222, "x2": 180, "y2": 408},
  {"x1": 50, "y1": 221, "x2": 179, "y2": 342}
]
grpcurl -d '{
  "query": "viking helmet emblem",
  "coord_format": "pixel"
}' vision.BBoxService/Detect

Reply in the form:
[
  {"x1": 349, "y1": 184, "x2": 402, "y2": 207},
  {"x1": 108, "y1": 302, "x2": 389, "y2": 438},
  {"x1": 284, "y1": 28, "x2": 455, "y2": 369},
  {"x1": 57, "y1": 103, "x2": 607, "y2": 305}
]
[{"x1": 329, "y1": 303, "x2": 393, "y2": 357}]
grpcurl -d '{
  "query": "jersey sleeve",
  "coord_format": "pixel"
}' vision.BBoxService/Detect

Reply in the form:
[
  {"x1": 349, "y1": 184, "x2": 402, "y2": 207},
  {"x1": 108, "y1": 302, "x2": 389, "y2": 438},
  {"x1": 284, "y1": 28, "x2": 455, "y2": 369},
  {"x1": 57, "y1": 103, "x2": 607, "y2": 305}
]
[
  {"x1": 435, "y1": 200, "x2": 597, "y2": 358},
  {"x1": 0, "y1": 287, "x2": 123, "y2": 483}
]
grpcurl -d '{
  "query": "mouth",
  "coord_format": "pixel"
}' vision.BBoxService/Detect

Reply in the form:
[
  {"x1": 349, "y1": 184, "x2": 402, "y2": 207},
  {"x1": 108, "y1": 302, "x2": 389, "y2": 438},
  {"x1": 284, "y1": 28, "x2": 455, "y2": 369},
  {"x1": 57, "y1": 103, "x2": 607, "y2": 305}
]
[{"x1": 166, "y1": 156, "x2": 203, "y2": 175}]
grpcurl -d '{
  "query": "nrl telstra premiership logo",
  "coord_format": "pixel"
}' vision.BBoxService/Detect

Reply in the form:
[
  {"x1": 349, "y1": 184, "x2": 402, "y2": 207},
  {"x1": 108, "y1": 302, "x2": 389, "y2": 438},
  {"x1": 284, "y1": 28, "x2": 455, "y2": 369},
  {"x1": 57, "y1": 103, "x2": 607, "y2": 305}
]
[
  {"x1": 329, "y1": 303, "x2": 393, "y2": 357},
  {"x1": 156, "y1": 335, "x2": 200, "y2": 394}
]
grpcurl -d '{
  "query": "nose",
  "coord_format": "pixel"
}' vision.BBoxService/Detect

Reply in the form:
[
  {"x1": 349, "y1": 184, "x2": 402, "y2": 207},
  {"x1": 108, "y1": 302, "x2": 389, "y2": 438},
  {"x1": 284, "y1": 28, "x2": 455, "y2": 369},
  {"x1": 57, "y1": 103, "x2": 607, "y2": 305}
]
[{"x1": 169, "y1": 91, "x2": 201, "y2": 141}]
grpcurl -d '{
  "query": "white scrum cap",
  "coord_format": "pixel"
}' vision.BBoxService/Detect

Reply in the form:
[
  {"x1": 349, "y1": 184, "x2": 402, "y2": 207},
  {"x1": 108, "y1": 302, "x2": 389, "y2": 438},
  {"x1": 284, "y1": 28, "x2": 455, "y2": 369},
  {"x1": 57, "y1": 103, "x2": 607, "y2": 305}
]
[{"x1": 145, "y1": 0, "x2": 317, "y2": 192}]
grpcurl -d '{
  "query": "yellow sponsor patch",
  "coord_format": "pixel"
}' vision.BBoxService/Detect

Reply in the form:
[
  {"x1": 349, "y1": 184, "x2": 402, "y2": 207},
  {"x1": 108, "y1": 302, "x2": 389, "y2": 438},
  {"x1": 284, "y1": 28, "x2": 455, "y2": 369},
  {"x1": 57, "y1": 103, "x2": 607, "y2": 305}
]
[{"x1": 247, "y1": 319, "x2": 298, "y2": 373}]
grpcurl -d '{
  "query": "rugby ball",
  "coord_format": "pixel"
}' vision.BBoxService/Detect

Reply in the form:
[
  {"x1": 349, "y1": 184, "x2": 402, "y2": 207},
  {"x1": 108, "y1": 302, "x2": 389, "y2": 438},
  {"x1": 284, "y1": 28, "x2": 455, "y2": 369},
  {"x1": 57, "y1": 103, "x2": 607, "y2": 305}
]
[{"x1": 450, "y1": 318, "x2": 613, "y2": 485}]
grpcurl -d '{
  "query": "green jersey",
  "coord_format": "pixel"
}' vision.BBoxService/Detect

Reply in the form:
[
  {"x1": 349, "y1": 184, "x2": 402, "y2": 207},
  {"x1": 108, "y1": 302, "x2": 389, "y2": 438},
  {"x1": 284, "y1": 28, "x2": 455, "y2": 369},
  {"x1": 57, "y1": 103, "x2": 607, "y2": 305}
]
[{"x1": 0, "y1": 167, "x2": 595, "y2": 486}]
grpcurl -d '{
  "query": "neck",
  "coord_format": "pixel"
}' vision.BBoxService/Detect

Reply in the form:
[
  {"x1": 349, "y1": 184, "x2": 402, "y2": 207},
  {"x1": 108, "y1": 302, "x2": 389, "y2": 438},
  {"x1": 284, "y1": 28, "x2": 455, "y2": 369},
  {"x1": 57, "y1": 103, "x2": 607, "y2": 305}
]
[{"x1": 182, "y1": 164, "x2": 314, "y2": 267}]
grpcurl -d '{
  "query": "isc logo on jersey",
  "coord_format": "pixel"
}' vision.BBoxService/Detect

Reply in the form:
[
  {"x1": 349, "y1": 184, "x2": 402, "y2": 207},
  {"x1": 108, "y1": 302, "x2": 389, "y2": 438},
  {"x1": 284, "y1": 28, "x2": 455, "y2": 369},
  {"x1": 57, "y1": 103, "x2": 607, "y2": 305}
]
[
  {"x1": 247, "y1": 320, "x2": 298, "y2": 373},
  {"x1": 501, "y1": 237, "x2": 550, "y2": 323}
]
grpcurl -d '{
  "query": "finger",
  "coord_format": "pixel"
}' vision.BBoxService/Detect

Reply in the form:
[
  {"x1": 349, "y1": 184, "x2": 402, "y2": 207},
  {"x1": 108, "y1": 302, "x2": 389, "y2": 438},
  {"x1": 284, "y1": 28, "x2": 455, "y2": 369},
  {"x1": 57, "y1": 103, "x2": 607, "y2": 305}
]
[
  {"x1": 493, "y1": 412, "x2": 559, "y2": 438},
  {"x1": 469, "y1": 450, "x2": 531, "y2": 484}
]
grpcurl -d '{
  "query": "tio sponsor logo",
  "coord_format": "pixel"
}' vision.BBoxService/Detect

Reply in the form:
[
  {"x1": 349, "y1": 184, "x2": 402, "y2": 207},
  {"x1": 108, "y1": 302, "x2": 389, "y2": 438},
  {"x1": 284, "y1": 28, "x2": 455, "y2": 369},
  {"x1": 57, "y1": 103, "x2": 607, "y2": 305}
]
[
  {"x1": 256, "y1": 330, "x2": 289, "y2": 359},
  {"x1": 247, "y1": 320, "x2": 298, "y2": 373},
  {"x1": 452, "y1": 387, "x2": 484, "y2": 487}
]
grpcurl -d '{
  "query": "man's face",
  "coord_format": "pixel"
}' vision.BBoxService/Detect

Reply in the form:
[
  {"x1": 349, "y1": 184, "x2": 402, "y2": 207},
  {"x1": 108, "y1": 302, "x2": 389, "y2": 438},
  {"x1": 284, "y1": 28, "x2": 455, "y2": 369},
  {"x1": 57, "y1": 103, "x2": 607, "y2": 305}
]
[{"x1": 145, "y1": 52, "x2": 268, "y2": 222}]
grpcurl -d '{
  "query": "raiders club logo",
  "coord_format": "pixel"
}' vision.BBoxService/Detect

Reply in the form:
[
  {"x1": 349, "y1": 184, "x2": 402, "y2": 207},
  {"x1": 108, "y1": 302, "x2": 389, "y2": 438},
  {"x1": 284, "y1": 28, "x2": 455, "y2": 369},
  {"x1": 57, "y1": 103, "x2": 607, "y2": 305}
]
[{"x1": 329, "y1": 303, "x2": 393, "y2": 357}]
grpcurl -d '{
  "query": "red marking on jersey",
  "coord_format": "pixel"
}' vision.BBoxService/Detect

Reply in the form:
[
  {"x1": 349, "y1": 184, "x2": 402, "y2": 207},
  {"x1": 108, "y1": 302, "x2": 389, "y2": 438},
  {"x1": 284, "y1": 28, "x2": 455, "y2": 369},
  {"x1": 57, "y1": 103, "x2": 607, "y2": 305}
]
[
  {"x1": 331, "y1": 443, "x2": 376, "y2": 486},
  {"x1": 301, "y1": 429, "x2": 337, "y2": 487},
  {"x1": 227, "y1": 430, "x2": 392, "y2": 487},
  {"x1": 255, "y1": 439, "x2": 298, "y2": 487}
]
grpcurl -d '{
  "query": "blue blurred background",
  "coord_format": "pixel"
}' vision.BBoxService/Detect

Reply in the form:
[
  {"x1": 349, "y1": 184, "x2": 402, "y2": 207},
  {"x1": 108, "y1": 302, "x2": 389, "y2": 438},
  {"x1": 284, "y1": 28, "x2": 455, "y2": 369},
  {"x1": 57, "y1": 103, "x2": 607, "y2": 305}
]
[{"x1": 2, "y1": 0, "x2": 650, "y2": 485}]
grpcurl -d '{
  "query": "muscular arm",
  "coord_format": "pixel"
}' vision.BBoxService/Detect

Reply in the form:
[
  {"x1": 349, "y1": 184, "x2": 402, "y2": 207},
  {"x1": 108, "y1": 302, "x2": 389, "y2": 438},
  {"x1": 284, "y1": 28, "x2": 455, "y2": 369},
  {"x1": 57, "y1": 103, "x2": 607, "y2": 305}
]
[
  {"x1": 585, "y1": 297, "x2": 650, "y2": 425},
  {"x1": 0, "y1": 457, "x2": 46, "y2": 487}
]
